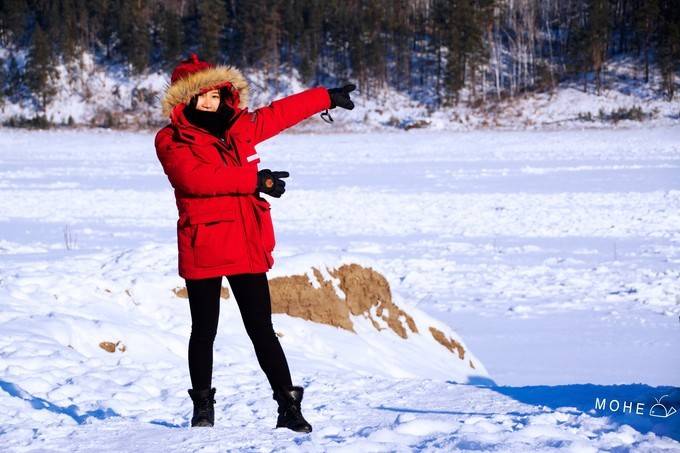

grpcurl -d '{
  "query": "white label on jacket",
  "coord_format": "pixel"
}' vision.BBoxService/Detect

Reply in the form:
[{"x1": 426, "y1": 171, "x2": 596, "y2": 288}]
[{"x1": 247, "y1": 153, "x2": 260, "y2": 162}]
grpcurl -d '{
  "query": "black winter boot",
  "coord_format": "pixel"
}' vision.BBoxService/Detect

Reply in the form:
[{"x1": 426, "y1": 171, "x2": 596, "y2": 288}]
[
  {"x1": 272, "y1": 385, "x2": 312, "y2": 433},
  {"x1": 188, "y1": 387, "x2": 216, "y2": 427}
]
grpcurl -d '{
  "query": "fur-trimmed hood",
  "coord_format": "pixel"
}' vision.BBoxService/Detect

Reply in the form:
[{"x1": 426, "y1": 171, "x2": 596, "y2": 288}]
[{"x1": 161, "y1": 65, "x2": 249, "y2": 117}]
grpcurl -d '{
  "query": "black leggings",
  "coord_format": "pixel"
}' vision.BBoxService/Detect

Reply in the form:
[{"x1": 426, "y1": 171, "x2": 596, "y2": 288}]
[{"x1": 186, "y1": 273, "x2": 293, "y2": 392}]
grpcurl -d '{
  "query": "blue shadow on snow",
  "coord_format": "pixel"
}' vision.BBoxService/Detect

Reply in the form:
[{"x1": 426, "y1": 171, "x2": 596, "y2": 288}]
[
  {"x1": 0, "y1": 379, "x2": 120, "y2": 424},
  {"x1": 470, "y1": 381, "x2": 680, "y2": 441},
  {"x1": 0, "y1": 379, "x2": 183, "y2": 428},
  {"x1": 376, "y1": 380, "x2": 679, "y2": 441}
]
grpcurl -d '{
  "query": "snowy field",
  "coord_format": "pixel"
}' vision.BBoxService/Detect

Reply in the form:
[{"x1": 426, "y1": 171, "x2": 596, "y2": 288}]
[{"x1": 0, "y1": 126, "x2": 679, "y2": 451}]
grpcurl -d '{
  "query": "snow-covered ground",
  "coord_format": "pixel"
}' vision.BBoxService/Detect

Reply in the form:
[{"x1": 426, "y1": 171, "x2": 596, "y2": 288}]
[{"x1": 0, "y1": 126, "x2": 679, "y2": 451}]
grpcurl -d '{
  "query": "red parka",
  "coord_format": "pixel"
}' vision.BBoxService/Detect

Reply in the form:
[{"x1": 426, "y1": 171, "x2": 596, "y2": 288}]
[{"x1": 155, "y1": 63, "x2": 331, "y2": 279}]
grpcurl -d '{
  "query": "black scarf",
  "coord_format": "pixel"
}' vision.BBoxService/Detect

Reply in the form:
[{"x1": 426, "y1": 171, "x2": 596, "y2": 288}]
[{"x1": 184, "y1": 102, "x2": 234, "y2": 138}]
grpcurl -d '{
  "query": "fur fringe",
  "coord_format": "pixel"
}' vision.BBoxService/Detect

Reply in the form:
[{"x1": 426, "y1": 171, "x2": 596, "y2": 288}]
[{"x1": 161, "y1": 65, "x2": 249, "y2": 117}]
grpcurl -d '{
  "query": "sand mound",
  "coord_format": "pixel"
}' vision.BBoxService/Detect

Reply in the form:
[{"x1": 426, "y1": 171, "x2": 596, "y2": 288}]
[
  {"x1": 268, "y1": 264, "x2": 467, "y2": 362},
  {"x1": 269, "y1": 264, "x2": 418, "y2": 339},
  {"x1": 172, "y1": 263, "x2": 470, "y2": 364}
]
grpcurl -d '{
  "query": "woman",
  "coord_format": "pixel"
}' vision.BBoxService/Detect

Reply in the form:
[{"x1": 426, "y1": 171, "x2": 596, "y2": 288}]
[{"x1": 155, "y1": 54, "x2": 355, "y2": 432}]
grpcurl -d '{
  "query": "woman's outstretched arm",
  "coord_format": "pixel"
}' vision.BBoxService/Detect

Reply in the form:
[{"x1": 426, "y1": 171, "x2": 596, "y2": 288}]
[{"x1": 246, "y1": 87, "x2": 331, "y2": 145}]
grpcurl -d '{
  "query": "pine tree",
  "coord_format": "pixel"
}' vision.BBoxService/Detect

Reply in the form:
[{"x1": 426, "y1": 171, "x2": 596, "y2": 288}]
[
  {"x1": 97, "y1": 0, "x2": 118, "y2": 60},
  {"x1": 46, "y1": 0, "x2": 79, "y2": 61},
  {"x1": 436, "y1": 0, "x2": 489, "y2": 104},
  {"x1": 259, "y1": 1, "x2": 282, "y2": 76},
  {"x1": 298, "y1": 0, "x2": 322, "y2": 84},
  {"x1": 0, "y1": 0, "x2": 28, "y2": 45},
  {"x1": 5, "y1": 54, "x2": 23, "y2": 100},
  {"x1": 280, "y1": 0, "x2": 304, "y2": 68},
  {"x1": 118, "y1": 0, "x2": 150, "y2": 74},
  {"x1": 657, "y1": 0, "x2": 680, "y2": 100},
  {"x1": 432, "y1": 0, "x2": 452, "y2": 103},
  {"x1": 235, "y1": 0, "x2": 258, "y2": 65},
  {"x1": 633, "y1": 0, "x2": 658, "y2": 83},
  {"x1": 361, "y1": 1, "x2": 388, "y2": 94},
  {"x1": 589, "y1": 0, "x2": 610, "y2": 94},
  {"x1": 160, "y1": 8, "x2": 184, "y2": 67},
  {"x1": 388, "y1": 0, "x2": 412, "y2": 92},
  {"x1": 62, "y1": 0, "x2": 80, "y2": 61},
  {"x1": 566, "y1": 1, "x2": 591, "y2": 92},
  {"x1": 197, "y1": 0, "x2": 226, "y2": 63},
  {"x1": 83, "y1": 0, "x2": 108, "y2": 50},
  {"x1": 25, "y1": 25, "x2": 58, "y2": 114},
  {"x1": 0, "y1": 56, "x2": 5, "y2": 103}
]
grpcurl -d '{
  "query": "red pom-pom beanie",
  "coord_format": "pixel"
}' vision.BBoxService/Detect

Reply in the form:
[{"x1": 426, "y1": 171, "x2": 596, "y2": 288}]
[{"x1": 170, "y1": 53, "x2": 214, "y2": 84}]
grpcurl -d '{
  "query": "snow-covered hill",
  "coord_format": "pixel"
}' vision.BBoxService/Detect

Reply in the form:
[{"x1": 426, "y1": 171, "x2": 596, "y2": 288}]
[{"x1": 1, "y1": 50, "x2": 678, "y2": 131}]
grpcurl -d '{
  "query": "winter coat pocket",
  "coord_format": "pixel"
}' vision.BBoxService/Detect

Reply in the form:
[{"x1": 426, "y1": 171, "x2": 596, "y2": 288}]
[
  {"x1": 189, "y1": 209, "x2": 243, "y2": 268},
  {"x1": 253, "y1": 197, "x2": 275, "y2": 252}
]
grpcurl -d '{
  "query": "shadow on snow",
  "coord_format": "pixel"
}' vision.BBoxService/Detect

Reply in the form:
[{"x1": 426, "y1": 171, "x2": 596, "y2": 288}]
[
  {"x1": 375, "y1": 380, "x2": 679, "y2": 442},
  {"x1": 0, "y1": 379, "x2": 184, "y2": 428},
  {"x1": 469, "y1": 381, "x2": 678, "y2": 441}
]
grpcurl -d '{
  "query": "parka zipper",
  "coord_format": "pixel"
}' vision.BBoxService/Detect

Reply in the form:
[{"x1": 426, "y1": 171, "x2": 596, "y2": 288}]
[
  {"x1": 214, "y1": 136, "x2": 242, "y2": 166},
  {"x1": 215, "y1": 139, "x2": 230, "y2": 166},
  {"x1": 176, "y1": 109, "x2": 257, "y2": 271}
]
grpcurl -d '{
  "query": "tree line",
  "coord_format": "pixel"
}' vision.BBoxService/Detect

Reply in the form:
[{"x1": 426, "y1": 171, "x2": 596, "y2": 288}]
[{"x1": 0, "y1": 0, "x2": 678, "y2": 114}]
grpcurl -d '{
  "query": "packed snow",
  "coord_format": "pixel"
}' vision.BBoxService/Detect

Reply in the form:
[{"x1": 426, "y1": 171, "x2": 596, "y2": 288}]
[{"x1": 0, "y1": 126, "x2": 678, "y2": 451}]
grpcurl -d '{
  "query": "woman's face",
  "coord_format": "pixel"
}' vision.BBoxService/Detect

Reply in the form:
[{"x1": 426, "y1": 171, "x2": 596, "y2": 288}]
[{"x1": 195, "y1": 89, "x2": 221, "y2": 112}]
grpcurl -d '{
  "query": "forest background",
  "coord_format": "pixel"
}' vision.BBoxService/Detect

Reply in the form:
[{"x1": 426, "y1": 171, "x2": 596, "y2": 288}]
[{"x1": 0, "y1": 0, "x2": 678, "y2": 128}]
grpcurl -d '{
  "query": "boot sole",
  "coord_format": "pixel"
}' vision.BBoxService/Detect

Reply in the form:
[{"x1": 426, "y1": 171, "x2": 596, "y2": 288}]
[
  {"x1": 276, "y1": 424, "x2": 312, "y2": 433},
  {"x1": 192, "y1": 420, "x2": 214, "y2": 427}
]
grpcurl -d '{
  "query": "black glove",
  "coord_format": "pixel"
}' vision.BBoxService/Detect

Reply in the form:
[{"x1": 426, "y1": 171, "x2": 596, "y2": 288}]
[
  {"x1": 257, "y1": 169, "x2": 289, "y2": 198},
  {"x1": 328, "y1": 84, "x2": 356, "y2": 110}
]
